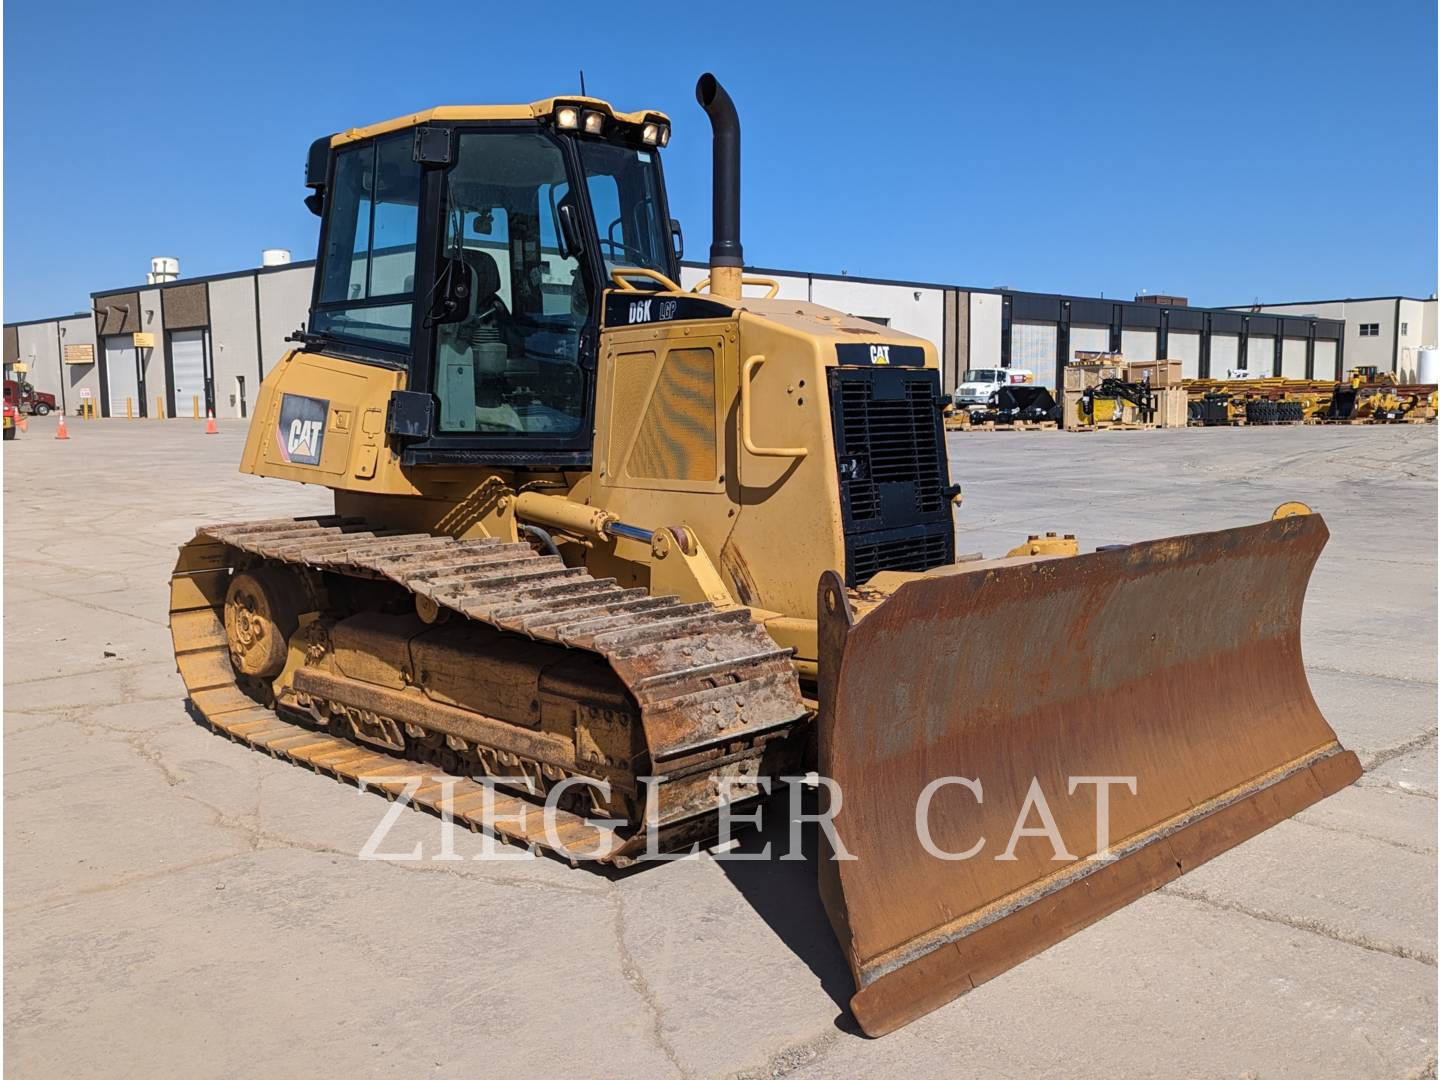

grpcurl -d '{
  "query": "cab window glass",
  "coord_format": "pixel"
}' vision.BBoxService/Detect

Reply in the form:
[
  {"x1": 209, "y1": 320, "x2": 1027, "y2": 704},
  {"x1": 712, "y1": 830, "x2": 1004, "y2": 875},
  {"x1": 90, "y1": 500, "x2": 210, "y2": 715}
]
[
  {"x1": 434, "y1": 131, "x2": 586, "y2": 436},
  {"x1": 577, "y1": 141, "x2": 669, "y2": 278},
  {"x1": 313, "y1": 133, "x2": 420, "y2": 348}
]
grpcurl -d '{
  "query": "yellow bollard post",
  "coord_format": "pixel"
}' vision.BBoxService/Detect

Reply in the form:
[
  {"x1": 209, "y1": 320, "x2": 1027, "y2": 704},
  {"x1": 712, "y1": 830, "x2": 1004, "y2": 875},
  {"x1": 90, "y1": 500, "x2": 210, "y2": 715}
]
[
  {"x1": 126, "y1": 397, "x2": 133, "y2": 420},
  {"x1": 155, "y1": 395, "x2": 164, "y2": 419},
  {"x1": 192, "y1": 395, "x2": 200, "y2": 420}
]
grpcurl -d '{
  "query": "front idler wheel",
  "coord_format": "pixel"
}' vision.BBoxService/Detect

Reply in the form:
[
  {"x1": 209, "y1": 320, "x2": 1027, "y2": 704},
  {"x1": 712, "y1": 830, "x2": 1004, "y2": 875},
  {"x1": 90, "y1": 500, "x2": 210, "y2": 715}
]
[{"x1": 224, "y1": 566, "x2": 304, "y2": 678}]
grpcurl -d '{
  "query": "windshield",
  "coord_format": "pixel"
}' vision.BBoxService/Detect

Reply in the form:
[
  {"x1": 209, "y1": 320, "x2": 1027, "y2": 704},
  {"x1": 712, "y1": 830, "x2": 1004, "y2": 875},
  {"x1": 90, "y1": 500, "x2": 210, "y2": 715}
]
[
  {"x1": 964, "y1": 369, "x2": 1003, "y2": 383},
  {"x1": 576, "y1": 140, "x2": 671, "y2": 280}
]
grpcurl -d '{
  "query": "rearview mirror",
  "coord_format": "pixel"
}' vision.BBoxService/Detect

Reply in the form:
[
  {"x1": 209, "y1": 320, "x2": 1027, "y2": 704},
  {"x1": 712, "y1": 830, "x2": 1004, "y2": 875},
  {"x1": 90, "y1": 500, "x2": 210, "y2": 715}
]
[{"x1": 670, "y1": 218, "x2": 684, "y2": 261}]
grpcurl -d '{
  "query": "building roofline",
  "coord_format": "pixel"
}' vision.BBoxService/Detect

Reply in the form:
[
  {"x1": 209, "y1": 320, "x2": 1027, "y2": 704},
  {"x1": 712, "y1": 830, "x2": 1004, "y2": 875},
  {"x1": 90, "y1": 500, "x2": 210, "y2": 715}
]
[
  {"x1": 686, "y1": 259, "x2": 965, "y2": 294},
  {"x1": 682, "y1": 260, "x2": 1332, "y2": 322},
  {"x1": 3, "y1": 311, "x2": 91, "y2": 329},
  {"x1": 16, "y1": 258, "x2": 1382, "y2": 333},
  {"x1": 89, "y1": 258, "x2": 317, "y2": 300},
  {"x1": 1217, "y1": 295, "x2": 1435, "y2": 308}
]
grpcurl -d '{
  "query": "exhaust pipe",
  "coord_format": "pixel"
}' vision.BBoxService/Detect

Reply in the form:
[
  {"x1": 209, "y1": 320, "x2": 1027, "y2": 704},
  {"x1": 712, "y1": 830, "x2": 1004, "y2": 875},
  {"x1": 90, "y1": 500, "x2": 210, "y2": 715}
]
[{"x1": 695, "y1": 73, "x2": 743, "y2": 300}]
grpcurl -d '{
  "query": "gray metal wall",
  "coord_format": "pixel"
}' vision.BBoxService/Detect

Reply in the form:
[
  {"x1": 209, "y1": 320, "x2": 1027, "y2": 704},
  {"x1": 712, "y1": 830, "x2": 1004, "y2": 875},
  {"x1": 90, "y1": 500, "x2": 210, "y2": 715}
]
[
  {"x1": 5, "y1": 315, "x2": 100, "y2": 414},
  {"x1": 139, "y1": 287, "x2": 168, "y2": 416},
  {"x1": 257, "y1": 265, "x2": 315, "y2": 375},
  {"x1": 209, "y1": 275, "x2": 262, "y2": 419},
  {"x1": 60, "y1": 315, "x2": 100, "y2": 408},
  {"x1": 14, "y1": 321, "x2": 61, "y2": 401}
]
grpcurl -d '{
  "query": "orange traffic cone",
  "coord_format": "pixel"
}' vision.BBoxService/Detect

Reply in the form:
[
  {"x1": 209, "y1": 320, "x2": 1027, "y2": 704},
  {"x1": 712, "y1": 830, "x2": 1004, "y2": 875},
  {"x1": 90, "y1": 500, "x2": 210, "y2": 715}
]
[
  {"x1": 55, "y1": 415, "x2": 70, "y2": 440},
  {"x1": 205, "y1": 410, "x2": 219, "y2": 435},
  {"x1": 17, "y1": 416, "x2": 28, "y2": 434}
]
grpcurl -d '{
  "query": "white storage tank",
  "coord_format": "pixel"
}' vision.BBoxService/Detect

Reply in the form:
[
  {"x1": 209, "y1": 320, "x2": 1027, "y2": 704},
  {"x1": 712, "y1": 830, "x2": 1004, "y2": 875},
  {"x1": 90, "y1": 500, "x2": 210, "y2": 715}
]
[
  {"x1": 1419, "y1": 347, "x2": 1439, "y2": 386},
  {"x1": 146, "y1": 256, "x2": 180, "y2": 284},
  {"x1": 261, "y1": 248, "x2": 292, "y2": 267}
]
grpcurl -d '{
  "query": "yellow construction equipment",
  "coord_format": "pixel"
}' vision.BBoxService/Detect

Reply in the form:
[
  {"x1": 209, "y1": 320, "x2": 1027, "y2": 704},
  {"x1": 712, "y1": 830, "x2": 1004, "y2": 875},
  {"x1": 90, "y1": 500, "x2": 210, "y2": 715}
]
[
  {"x1": 169, "y1": 74, "x2": 1360, "y2": 1036},
  {"x1": 1184, "y1": 370, "x2": 1438, "y2": 425}
]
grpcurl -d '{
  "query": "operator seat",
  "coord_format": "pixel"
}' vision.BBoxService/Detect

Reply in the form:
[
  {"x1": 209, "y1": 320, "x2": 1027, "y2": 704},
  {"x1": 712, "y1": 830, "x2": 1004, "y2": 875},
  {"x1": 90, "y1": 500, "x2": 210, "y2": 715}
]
[
  {"x1": 459, "y1": 248, "x2": 523, "y2": 430},
  {"x1": 461, "y1": 250, "x2": 506, "y2": 331},
  {"x1": 435, "y1": 248, "x2": 523, "y2": 433}
]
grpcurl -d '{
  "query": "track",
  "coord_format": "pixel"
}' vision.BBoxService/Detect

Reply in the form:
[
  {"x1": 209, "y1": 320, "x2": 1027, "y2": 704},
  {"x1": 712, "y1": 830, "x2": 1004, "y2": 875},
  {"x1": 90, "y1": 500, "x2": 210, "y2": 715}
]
[{"x1": 170, "y1": 515, "x2": 809, "y2": 866}]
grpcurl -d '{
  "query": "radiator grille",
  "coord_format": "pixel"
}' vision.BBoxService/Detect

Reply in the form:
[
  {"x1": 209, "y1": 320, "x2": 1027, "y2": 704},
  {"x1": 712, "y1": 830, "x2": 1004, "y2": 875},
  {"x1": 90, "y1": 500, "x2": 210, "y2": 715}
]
[
  {"x1": 837, "y1": 377, "x2": 945, "y2": 521},
  {"x1": 829, "y1": 366, "x2": 954, "y2": 586},
  {"x1": 849, "y1": 531, "x2": 952, "y2": 584}
]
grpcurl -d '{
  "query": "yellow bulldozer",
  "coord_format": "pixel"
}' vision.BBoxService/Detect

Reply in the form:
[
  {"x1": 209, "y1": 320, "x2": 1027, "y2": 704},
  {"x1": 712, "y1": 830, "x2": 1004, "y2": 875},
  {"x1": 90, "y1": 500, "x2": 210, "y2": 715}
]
[{"x1": 170, "y1": 74, "x2": 1360, "y2": 1036}]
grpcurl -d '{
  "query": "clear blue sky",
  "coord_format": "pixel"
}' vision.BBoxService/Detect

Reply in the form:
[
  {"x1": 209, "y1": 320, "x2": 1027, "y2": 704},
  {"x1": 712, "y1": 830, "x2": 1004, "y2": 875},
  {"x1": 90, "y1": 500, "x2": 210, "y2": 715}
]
[{"x1": 4, "y1": 0, "x2": 1435, "y2": 323}]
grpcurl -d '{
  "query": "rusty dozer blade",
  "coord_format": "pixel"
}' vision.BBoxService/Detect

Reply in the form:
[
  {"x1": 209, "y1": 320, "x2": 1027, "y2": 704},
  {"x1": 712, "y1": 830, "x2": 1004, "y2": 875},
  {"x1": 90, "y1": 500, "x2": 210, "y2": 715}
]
[{"x1": 815, "y1": 511, "x2": 1360, "y2": 1037}]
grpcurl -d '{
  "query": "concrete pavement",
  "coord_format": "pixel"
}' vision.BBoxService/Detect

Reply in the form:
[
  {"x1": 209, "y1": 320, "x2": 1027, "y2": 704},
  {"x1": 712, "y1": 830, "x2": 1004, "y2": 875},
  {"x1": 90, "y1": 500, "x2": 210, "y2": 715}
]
[{"x1": 4, "y1": 414, "x2": 1435, "y2": 1078}]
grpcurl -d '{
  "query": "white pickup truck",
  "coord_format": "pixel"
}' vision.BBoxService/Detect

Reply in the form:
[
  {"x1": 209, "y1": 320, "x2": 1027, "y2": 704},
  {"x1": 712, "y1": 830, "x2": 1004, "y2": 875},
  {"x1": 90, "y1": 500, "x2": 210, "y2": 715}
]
[{"x1": 954, "y1": 367, "x2": 1036, "y2": 408}]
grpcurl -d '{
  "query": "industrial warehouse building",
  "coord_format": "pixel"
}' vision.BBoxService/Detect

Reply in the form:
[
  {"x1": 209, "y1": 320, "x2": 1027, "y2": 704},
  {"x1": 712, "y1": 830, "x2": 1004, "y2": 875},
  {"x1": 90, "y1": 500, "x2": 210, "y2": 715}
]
[
  {"x1": 1226, "y1": 295, "x2": 1437, "y2": 383},
  {"x1": 5, "y1": 254, "x2": 1432, "y2": 419},
  {"x1": 4, "y1": 256, "x2": 311, "y2": 420}
]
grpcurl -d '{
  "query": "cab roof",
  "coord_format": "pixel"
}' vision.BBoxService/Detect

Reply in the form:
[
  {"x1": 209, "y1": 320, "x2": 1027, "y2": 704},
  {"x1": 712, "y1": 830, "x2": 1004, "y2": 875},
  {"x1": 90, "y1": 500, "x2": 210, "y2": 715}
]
[{"x1": 331, "y1": 97, "x2": 671, "y2": 146}]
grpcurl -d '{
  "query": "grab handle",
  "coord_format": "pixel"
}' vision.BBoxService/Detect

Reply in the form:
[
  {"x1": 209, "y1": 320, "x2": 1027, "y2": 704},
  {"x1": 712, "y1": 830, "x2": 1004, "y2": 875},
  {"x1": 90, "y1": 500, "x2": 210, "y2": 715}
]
[
  {"x1": 740, "y1": 355, "x2": 808, "y2": 459},
  {"x1": 609, "y1": 267, "x2": 683, "y2": 293}
]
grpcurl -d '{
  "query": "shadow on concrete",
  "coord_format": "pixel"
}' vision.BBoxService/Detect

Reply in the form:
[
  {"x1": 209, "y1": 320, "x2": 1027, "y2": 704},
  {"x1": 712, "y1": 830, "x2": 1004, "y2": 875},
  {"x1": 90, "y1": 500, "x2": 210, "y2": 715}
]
[
  {"x1": 185, "y1": 696, "x2": 859, "y2": 1027},
  {"x1": 712, "y1": 782, "x2": 860, "y2": 1032}
]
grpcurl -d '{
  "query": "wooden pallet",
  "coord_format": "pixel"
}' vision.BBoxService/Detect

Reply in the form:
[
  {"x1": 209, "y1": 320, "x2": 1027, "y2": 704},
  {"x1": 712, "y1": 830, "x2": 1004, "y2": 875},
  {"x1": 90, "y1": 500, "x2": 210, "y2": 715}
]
[
  {"x1": 954, "y1": 420, "x2": 1058, "y2": 432},
  {"x1": 1066, "y1": 422, "x2": 1159, "y2": 432}
]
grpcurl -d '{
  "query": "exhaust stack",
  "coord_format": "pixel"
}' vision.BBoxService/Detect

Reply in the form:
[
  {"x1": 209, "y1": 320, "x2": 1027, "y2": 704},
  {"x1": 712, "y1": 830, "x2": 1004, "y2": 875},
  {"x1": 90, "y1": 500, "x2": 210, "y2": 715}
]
[{"x1": 695, "y1": 73, "x2": 743, "y2": 299}]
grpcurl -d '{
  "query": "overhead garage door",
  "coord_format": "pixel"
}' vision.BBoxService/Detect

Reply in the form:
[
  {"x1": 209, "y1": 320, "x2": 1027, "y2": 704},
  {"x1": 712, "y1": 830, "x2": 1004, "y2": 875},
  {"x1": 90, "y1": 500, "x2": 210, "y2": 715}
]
[
  {"x1": 1011, "y1": 320, "x2": 1058, "y2": 387},
  {"x1": 1121, "y1": 328, "x2": 1156, "y2": 362},
  {"x1": 1245, "y1": 335, "x2": 1275, "y2": 377},
  {"x1": 1211, "y1": 334, "x2": 1240, "y2": 376},
  {"x1": 105, "y1": 336, "x2": 138, "y2": 417},
  {"x1": 170, "y1": 330, "x2": 207, "y2": 417},
  {"x1": 1313, "y1": 340, "x2": 1338, "y2": 380},
  {"x1": 1281, "y1": 338, "x2": 1307, "y2": 380},
  {"x1": 1070, "y1": 324, "x2": 1109, "y2": 360},
  {"x1": 1169, "y1": 331, "x2": 1201, "y2": 379}
]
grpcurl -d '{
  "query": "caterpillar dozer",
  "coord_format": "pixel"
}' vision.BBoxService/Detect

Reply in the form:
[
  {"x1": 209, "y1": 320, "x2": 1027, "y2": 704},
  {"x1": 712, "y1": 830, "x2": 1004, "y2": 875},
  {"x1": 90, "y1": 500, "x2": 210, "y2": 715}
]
[{"x1": 169, "y1": 74, "x2": 1360, "y2": 1036}]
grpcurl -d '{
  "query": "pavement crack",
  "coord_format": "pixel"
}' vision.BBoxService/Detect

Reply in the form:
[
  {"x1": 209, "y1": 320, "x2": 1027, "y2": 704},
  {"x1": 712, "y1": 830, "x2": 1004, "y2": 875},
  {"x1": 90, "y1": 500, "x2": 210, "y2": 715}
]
[
  {"x1": 1288, "y1": 814, "x2": 1435, "y2": 856},
  {"x1": 1360, "y1": 728, "x2": 1438, "y2": 771},
  {"x1": 1304, "y1": 663, "x2": 1439, "y2": 686},
  {"x1": 1356, "y1": 775, "x2": 1438, "y2": 801},
  {"x1": 5, "y1": 661, "x2": 175, "y2": 689},
  {"x1": 1160, "y1": 884, "x2": 1436, "y2": 966},
  {"x1": 136, "y1": 749, "x2": 610, "y2": 897},
  {"x1": 609, "y1": 888, "x2": 688, "y2": 1078},
  {"x1": 3, "y1": 851, "x2": 253, "y2": 915}
]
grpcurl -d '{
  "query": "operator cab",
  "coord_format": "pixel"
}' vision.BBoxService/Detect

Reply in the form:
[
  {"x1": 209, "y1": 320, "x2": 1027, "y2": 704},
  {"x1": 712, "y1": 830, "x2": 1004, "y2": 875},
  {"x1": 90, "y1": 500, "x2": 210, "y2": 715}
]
[{"x1": 301, "y1": 99, "x2": 680, "y2": 464}]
